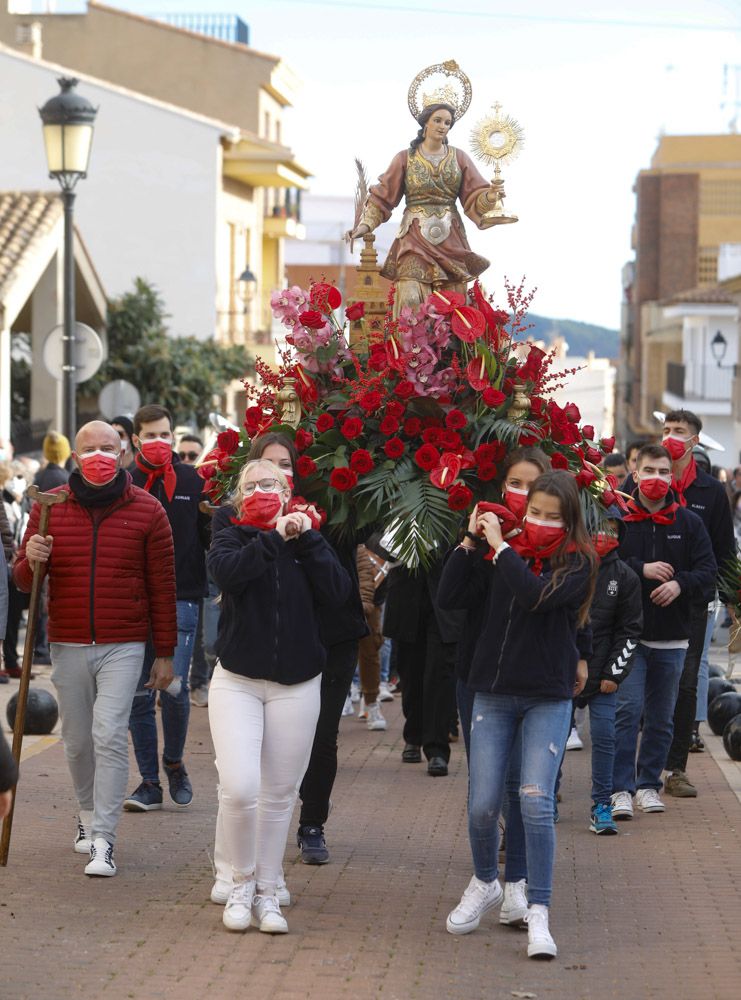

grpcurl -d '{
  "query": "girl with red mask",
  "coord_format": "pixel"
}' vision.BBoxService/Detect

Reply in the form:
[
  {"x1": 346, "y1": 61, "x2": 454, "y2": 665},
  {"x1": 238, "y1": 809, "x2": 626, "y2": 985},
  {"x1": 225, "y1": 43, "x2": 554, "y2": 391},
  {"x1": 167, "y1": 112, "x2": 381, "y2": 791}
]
[
  {"x1": 501, "y1": 447, "x2": 551, "y2": 526},
  {"x1": 207, "y1": 459, "x2": 350, "y2": 935},
  {"x1": 439, "y1": 471, "x2": 597, "y2": 960}
]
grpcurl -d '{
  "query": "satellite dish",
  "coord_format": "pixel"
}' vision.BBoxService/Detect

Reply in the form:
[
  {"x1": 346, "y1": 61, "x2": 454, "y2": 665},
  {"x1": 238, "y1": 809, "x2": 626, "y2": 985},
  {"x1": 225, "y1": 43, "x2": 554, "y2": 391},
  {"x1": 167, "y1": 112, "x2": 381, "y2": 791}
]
[
  {"x1": 42, "y1": 323, "x2": 104, "y2": 383},
  {"x1": 652, "y1": 411, "x2": 725, "y2": 452},
  {"x1": 98, "y1": 380, "x2": 141, "y2": 420}
]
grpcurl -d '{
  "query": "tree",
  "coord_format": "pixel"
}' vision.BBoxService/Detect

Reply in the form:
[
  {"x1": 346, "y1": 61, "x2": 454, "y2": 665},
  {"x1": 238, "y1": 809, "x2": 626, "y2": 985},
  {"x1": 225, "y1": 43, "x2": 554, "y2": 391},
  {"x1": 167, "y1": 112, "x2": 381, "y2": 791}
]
[{"x1": 86, "y1": 278, "x2": 253, "y2": 427}]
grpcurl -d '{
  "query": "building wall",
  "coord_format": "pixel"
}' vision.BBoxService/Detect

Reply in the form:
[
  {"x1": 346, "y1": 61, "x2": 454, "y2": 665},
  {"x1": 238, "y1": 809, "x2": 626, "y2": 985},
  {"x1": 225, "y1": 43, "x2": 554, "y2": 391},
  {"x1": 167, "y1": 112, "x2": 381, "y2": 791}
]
[
  {"x1": 0, "y1": 2, "x2": 295, "y2": 135},
  {"x1": 0, "y1": 47, "x2": 222, "y2": 339}
]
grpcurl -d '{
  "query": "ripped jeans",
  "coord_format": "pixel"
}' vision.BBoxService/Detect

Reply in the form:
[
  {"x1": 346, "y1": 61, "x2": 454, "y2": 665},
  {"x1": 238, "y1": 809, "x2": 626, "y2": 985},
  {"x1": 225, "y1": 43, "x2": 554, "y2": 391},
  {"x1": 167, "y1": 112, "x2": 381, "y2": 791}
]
[{"x1": 468, "y1": 692, "x2": 572, "y2": 907}]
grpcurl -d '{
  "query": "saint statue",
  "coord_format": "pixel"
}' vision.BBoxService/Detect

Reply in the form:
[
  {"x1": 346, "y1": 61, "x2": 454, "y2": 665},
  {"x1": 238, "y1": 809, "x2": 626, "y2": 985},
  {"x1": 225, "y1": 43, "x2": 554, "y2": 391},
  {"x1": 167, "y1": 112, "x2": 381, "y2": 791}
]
[{"x1": 346, "y1": 61, "x2": 502, "y2": 316}]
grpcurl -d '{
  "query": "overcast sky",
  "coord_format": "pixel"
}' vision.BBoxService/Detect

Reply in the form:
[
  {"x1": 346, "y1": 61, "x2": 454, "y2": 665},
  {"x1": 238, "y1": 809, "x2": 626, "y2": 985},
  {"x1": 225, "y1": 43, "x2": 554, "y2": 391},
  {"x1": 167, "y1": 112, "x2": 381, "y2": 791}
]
[{"x1": 108, "y1": 1, "x2": 741, "y2": 329}]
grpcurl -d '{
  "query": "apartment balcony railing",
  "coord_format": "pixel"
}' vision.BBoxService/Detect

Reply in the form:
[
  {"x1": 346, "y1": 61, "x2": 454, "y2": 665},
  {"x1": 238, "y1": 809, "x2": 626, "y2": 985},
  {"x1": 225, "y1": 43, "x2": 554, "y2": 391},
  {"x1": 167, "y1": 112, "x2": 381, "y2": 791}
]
[{"x1": 666, "y1": 361, "x2": 735, "y2": 401}]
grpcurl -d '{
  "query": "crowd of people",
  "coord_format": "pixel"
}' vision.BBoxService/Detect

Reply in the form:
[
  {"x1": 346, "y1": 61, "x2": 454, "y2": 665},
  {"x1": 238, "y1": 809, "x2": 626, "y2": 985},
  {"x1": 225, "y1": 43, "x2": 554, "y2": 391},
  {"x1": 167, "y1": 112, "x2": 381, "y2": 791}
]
[{"x1": 0, "y1": 405, "x2": 736, "y2": 961}]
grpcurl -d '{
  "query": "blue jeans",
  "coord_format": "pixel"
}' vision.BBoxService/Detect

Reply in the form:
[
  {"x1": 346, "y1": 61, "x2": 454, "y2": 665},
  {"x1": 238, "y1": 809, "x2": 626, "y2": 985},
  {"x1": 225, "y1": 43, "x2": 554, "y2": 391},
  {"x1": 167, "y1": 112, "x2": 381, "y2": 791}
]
[
  {"x1": 588, "y1": 690, "x2": 617, "y2": 805},
  {"x1": 468, "y1": 692, "x2": 572, "y2": 907},
  {"x1": 695, "y1": 607, "x2": 716, "y2": 722},
  {"x1": 456, "y1": 677, "x2": 476, "y2": 761},
  {"x1": 129, "y1": 599, "x2": 198, "y2": 780},
  {"x1": 612, "y1": 643, "x2": 684, "y2": 794}
]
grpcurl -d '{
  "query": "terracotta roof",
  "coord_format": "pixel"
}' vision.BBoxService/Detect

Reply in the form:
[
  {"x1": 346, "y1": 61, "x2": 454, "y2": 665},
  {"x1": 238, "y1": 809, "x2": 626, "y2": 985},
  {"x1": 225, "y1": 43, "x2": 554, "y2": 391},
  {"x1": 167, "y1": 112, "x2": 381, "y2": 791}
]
[
  {"x1": 0, "y1": 192, "x2": 62, "y2": 301},
  {"x1": 661, "y1": 283, "x2": 737, "y2": 306}
]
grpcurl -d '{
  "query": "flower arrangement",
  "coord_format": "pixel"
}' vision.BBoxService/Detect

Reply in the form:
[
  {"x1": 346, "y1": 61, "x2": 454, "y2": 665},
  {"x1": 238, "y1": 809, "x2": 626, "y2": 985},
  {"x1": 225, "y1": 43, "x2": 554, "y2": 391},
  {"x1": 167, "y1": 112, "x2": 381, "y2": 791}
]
[{"x1": 198, "y1": 279, "x2": 619, "y2": 569}]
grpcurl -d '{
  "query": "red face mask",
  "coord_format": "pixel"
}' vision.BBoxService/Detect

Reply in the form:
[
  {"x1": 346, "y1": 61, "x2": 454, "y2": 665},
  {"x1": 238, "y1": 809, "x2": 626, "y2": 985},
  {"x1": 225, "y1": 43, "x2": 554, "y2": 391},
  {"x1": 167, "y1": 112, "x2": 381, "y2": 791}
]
[
  {"x1": 238, "y1": 491, "x2": 284, "y2": 529},
  {"x1": 503, "y1": 485, "x2": 528, "y2": 519},
  {"x1": 140, "y1": 438, "x2": 172, "y2": 467},
  {"x1": 593, "y1": 533, "x2": 620, "y2": 558},
  {"x1": 79, "y1": 450, "x2": 119, "y2": 486},
  {"x1": 523, "y1": 516, "x2": 566, "y2": 549},
  {"x1": 663, "y1": 435, "x2": 691, "y2": 461},
  {"x1": 638, "y1": 475, "x2": 671, "y2": 501}
]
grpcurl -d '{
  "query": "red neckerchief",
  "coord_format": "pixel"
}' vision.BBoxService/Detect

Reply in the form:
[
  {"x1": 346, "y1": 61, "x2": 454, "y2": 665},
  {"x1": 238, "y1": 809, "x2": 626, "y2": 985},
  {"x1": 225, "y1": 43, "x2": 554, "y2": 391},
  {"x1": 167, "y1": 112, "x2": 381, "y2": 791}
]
[
  {"x1": 287, "y1": 496, "x2": 326, "y2": 530},
  {"x1": 478, "y1": 503, "x2": 520, "y2": 562},
  {"x1": 623, "y1": 497, "x2": 679, "y2": 525},
  {"x1": 509, "y1": 526, "x2": 578, "y2": 576},
  {"x1": 135, "y1": 452, "x2": 176, "y2": 502},
  {"x1": 671, "y1": 457, "x2": 697, "y2": 507}
]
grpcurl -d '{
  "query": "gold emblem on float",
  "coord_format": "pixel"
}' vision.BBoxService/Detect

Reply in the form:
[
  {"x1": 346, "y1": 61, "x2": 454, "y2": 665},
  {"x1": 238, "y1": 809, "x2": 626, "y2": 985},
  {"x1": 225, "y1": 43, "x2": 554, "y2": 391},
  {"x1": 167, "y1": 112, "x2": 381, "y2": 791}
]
[{"x1": 470, "y1": 102, "x2": 524, "y2": 228}]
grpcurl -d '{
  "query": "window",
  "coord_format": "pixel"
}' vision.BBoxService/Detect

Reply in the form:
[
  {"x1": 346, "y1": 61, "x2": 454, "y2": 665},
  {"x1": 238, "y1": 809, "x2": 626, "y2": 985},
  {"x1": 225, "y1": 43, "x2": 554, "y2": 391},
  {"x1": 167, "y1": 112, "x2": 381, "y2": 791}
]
[
  {"x1": 700, "y1": 180, "x2": 741, "y2": 216},
  {"x1": 264, "y1": 112, "x2": 270, "y2": 139},
  {"x1": 697, "y1": 246, "x2": 719, "y2": 286}
]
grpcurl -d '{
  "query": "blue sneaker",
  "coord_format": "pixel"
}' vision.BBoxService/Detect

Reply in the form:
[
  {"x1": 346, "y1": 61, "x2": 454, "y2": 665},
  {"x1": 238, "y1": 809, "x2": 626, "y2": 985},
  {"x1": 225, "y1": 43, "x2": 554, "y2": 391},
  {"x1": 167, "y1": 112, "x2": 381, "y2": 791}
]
[
  {"x1": 297, "y1": 825, "x2": 329, "y2": 864},
  {"x1": 590, "y1": 802, "x2": 618, "y2": 835},
  {"x1": 163, "y1": 759, "x2": 193, "y2": 808},
  {"x1": 123, "y1": 780, "x2": 163, "y2": 812}
]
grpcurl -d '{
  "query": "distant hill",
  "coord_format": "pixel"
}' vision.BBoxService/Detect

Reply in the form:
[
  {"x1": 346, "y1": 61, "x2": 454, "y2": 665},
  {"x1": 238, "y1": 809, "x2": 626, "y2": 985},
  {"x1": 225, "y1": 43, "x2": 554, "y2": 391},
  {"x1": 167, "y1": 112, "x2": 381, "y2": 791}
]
[{"x1": 526, "y1": 314, "x2": 619, "y2": 360}]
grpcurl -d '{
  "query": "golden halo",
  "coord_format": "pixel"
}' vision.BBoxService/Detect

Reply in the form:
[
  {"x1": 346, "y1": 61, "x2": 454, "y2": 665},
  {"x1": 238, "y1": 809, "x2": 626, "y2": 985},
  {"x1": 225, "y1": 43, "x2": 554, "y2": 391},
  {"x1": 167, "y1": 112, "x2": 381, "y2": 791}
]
[
  {"x1": 408, "y1": 60, "x2": 473, "y2": 122},
  {"x1": 470, "y1": 104, "x2": 525, "y2": 167}
]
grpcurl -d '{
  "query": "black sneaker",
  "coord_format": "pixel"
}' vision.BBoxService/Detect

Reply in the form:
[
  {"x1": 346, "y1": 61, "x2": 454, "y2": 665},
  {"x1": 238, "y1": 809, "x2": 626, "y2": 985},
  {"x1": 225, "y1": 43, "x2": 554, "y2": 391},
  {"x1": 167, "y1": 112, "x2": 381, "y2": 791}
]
[
  {"x1": 402, "y1": 743, "x2": 422, "y2": 763},
  {"x1": 163, "y1": 760, "x2": 193, "y2": 808},
  {"x1": 297, "y1": 825, "x2": 329, "y2": 864},
  {"x1": 123, "y1": 780, "x2": 163, "y2": 812}
]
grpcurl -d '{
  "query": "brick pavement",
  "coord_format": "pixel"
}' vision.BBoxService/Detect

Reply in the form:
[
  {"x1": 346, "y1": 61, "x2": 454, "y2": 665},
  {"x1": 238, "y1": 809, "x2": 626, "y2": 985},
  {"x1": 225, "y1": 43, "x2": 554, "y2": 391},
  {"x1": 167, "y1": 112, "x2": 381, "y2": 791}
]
[{"x1": 2, "y1": 678, "x2": 741, "y2": 1000}]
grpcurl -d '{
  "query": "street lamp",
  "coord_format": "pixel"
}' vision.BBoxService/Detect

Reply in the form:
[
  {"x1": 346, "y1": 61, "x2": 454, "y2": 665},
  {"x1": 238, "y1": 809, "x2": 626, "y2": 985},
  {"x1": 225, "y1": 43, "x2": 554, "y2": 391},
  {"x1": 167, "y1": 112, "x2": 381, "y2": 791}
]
[
  {"x1": 711, "y1": 329, "x2": 728, "y2": 367},
  {"x1": 237, "y1": 266, "x2": 258, "y2": 306},
  {"x1": 39, "y1": 77, "x2": 98, "y2": 440}
]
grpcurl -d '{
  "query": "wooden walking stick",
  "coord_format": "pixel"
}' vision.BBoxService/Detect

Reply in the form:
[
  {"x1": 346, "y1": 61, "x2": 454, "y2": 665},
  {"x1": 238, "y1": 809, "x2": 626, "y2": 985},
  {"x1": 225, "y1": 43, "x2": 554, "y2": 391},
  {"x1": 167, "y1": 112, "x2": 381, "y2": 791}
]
[{"x1": 0, "y1": 486, "x2": 67, "y2": 865}]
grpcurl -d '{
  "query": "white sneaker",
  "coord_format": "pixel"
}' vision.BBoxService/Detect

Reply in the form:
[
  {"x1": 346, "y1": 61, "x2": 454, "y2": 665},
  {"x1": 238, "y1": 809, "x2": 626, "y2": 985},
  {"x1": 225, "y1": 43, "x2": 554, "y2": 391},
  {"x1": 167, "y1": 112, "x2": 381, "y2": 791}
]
[
  {"x1": 74, "y1": 810, "x2": 93, "y2": 855},
  {"x1": 525, "y1": 904, "x2": 557, "y2": 959},
  {"x1": 252, "y1": 893, "x2": 288, "y2": 934},
  {"x1": 212, "y1": 875, "x2": 290, "y2": 907},
  {"x1": 366, "y1": 702, "x2": 387, "y2": 731},
  {"x1": 636, "y1": 788, "x2": 665, "y2": 813},
  {"x1": 566, "y1": 727, "x2": 583, "y2": 751},
  {"x1": 350, "y1": 682, "x2": 361, "y2": 704},
  {"x1": 341, "y1": 695, "x2": 354, "y2": 717},
  {"x1": 446, "y1": 875, "x2": 503, "y2": 935},
  {"x1": 611, "y1": 790, "x2": 634, "y2": 820},
  {"x1": 500, "y1": 879, "x2": 528, "y2": 927},
  {"x1": 357, "y1": 696, "x2": 368, "y2": 720},
  {"x1": 85, "y1": 838, "x2": 116, "y2": 877},
  {"x1": 190, "y1": 686, "x2": 208, "y2": 708},
  {"x1": 379, "y1": 681, "x2": 394, "y2": 702},
  {"x1": 223, "y1": 880, "x2": 255, "y2": 931}
]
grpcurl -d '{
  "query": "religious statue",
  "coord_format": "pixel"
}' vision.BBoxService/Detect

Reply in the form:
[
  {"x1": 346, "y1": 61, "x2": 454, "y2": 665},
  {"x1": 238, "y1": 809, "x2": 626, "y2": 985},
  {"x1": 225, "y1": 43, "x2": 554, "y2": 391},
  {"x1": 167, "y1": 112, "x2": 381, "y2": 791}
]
[{"x1": 345, "y1": 60, "x2": 510, "y2": 316}]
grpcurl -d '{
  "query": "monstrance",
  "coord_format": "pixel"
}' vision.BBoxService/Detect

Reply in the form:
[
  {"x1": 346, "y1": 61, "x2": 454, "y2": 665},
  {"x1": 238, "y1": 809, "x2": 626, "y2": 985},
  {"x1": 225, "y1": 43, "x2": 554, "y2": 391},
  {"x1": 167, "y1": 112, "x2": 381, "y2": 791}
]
[{"x1": 470, "y1": 101, "x2": 524, "y2": 227}]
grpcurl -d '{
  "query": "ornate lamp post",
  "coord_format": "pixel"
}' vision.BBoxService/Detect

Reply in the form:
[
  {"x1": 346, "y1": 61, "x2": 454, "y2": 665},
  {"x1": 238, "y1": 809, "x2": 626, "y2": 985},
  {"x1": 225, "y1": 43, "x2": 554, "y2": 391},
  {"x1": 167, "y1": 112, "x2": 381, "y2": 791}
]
[
  {"x1": 237, "y1": 266, "x2": 258, "y2": 306},
  {"x1": 711, "y1": 329, "x2": 728, "y2": 367},
  {"x1": 39, "y1": 77, "x2": 98, "y2": 439}
]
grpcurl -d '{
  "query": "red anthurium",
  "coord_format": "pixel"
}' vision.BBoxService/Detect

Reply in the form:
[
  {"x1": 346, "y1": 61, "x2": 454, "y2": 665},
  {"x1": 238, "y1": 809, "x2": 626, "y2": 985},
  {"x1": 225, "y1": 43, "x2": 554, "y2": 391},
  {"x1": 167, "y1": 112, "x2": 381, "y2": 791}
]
[
  {"x1": 430, "y1": 452, "x2": 463, "y2": 490},
  {"x1": 294, "y1": 364, "x2": 318, "y2": 403},
  {"x1": 451, "y1": 306, "x2": 486, "y2": 342},
  {"x1": 465, "y1": 355, "x2": 489, "y2": 391},
  {"x1": 459, "y1": 448, "x2": 476, "y2": 470},
  {"x1": 430, "y1": 289, "x2": 466, "y2": 314}
]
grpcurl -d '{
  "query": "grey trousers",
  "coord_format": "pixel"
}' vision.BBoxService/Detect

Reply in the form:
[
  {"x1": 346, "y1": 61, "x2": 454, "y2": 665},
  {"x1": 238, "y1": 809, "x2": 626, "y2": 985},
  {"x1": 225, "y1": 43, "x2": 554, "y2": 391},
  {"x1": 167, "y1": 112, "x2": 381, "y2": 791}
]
[{"x1": 51, "y1": 642, "x2": 145, "y2": 844}]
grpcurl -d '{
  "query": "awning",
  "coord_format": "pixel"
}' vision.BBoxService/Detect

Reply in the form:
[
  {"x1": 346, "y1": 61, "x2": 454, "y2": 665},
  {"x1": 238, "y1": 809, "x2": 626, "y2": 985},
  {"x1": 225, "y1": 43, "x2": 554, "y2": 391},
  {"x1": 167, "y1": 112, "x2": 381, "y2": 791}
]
[{"x1": 223, "y1": 135, "x2": 312, "y2": 190}]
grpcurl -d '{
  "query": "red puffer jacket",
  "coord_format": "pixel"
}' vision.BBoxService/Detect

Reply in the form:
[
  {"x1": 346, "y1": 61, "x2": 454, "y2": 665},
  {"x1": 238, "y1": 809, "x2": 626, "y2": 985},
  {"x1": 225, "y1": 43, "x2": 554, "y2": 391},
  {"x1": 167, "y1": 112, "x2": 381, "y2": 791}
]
[{"x1": 14, "y1": 481, "x2": 177, "y2": 656}]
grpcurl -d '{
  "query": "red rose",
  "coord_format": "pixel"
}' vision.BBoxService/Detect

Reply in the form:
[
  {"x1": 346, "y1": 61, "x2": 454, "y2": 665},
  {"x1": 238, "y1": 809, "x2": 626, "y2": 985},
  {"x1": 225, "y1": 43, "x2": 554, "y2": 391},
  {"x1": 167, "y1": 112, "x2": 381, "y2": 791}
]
[
  {"x1": 445, "y1": 409, "x2": 467, "y2": 430},
  {"x1": 394, "y1": 380, "x2": 416, "y2": 400},
  {"x1": 310, "y1": 282, "x2": 342, "y2": 312},
  {"x1": 197, "y1": 453, "x2": 218, "y2": 480},
  {"x1": 340, "y1": 417, "x2": 363, "y2": 440},
  {"x1": 482, "y1": 387, "x2": 506, "y2": 408},
  {"x1": 294, "y1": 428, "x2": 314, "y2": 452},
  {"x1": 350, "y1": 449, "x2": 374, "y2": 474},
  {"x1": 329, "y1": 467, "x2": 357, "y2": 491},
  {"x1": 474, "y1": 443, "x2": 497, "y2": 465},
  {"x1": 359, "y1": 390, "x2": 383, "y2": 413},
  {"x1": 423, "y1": 427, "x2": 443, "y2": 446},
  {"x1": 576, "y1": 469, "x2": 597, "y2": 488},
  {"x1": 316, "y1": 413, "x2": 335, "y2": 433},
  {"x1": 447, "y1": 483, "x2": 474, "y2": 511},
  {"x1": 582, "y1": 425, "x2": 595, "y2": 442},
  {"x1": 345, "y1": 301, "x2": 365, "y2": 321},
  {"x1": 451, "y1": 306, "x2": 487, "y2": 343},
  {"x1": 601, "y1": 436, "x2": 616, "y2": 453},
  {"x1": 217, "y1": 428, "x2": 240, "y2": 455},
  {"x1": 478, "y1": 463, "x2": 498, "y2": 481},
  {"x1": 379, "y1": 415, "x2": 400, "y2": 435},
  {"x1": 298, "y1": 309, "x2": 327, "y2": 329},
  {"x1": 385, "y1": 401, "x2": 405, "y2": 419},
  {"x1": 585, "y1": 446, "x2": 602, "y2": 465},
  {"x1": 368, "y1": 344, "x2": 387, "y2": 372},
  {"x1": 519, "y1": 432, "x2": 541, "y2": 446},
  {"x1": 415, "y1": 444, "x2": 440, "y2": 471},
  {"x1": 244, "y1": 405, "x2": 263, "y2": 434},
  {"x1": 440, "y1": 430, "x2": 462, "y2": 450},
  {"x1": 563, "y1": 402, "x2": 581, "y2": 423},
  {"x1": 296, "y1": 455, "x2": 317, "y2": 477},
  {"x1": 384, "y1": 437, "x2": 405, "y2": 459},
  {"x1": 403, "y1": 417, "x2": 423, "y2": 437},
  {"x1": 550, "y1": 452, "x2": 570, "y2": 470}
]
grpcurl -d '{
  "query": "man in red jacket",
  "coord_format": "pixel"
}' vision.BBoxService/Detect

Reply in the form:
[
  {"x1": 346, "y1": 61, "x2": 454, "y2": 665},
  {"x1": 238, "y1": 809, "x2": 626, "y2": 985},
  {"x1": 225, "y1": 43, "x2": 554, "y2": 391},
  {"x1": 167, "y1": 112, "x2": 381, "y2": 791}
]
[{"x1": 14, "y1": 421, "x2": 177, "y2": 878}]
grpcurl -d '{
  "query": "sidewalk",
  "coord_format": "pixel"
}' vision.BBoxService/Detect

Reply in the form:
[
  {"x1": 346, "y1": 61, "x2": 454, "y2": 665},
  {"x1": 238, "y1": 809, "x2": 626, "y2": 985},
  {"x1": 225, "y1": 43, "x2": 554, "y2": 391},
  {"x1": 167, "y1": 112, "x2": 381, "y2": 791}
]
[{"x1": 1, "y1": 654, "x2": 741, "y2": 999}]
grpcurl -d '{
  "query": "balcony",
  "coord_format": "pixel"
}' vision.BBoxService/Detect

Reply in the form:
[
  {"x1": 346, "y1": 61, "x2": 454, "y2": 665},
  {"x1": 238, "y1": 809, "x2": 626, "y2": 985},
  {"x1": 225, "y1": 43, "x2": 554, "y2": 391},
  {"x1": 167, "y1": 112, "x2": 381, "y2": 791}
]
[
  {"x1": 263, "y1": 196, "x2": 305, "y2": 240},
  {"x1": 664, "y1": 361, "x2": 735, "y2": 412}
]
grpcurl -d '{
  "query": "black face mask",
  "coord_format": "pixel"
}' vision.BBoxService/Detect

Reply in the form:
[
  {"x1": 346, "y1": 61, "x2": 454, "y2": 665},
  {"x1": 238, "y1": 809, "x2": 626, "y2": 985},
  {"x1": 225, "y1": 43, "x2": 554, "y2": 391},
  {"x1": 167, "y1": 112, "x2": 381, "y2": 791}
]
[{"x1": 68, "y1": 469, "x2": 129, "y2": 507}]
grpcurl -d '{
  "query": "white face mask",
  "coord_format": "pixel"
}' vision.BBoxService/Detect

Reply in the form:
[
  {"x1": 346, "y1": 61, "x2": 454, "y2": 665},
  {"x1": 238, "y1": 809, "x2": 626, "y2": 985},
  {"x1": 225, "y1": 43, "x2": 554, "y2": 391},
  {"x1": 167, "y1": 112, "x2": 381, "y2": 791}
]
[{"x1": 4, "y1": 476, "x2": 26, "y2": 499}]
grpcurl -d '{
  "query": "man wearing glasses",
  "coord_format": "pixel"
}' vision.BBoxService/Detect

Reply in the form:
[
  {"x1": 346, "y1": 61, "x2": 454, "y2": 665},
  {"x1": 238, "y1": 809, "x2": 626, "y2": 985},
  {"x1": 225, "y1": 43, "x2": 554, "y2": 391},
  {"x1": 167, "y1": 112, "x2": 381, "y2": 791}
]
[{"x1": 177, "y1": 434, "x2": 204, "y2": 466}]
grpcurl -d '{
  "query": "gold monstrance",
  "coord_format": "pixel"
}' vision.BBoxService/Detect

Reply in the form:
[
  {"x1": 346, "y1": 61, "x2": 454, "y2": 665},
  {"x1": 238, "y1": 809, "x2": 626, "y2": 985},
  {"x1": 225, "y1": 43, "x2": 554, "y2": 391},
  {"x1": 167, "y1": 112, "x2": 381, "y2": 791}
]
[{"x1": 470, "y1": 101, "x2": 524, "y2": 228}]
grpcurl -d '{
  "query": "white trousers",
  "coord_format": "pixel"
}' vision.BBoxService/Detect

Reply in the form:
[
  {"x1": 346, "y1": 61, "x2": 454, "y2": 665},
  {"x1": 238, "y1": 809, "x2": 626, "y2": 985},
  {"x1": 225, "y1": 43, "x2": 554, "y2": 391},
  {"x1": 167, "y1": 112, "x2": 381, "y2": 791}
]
[{"x1": 207, "y1": 663, "x2": 321, "y2": 892}]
